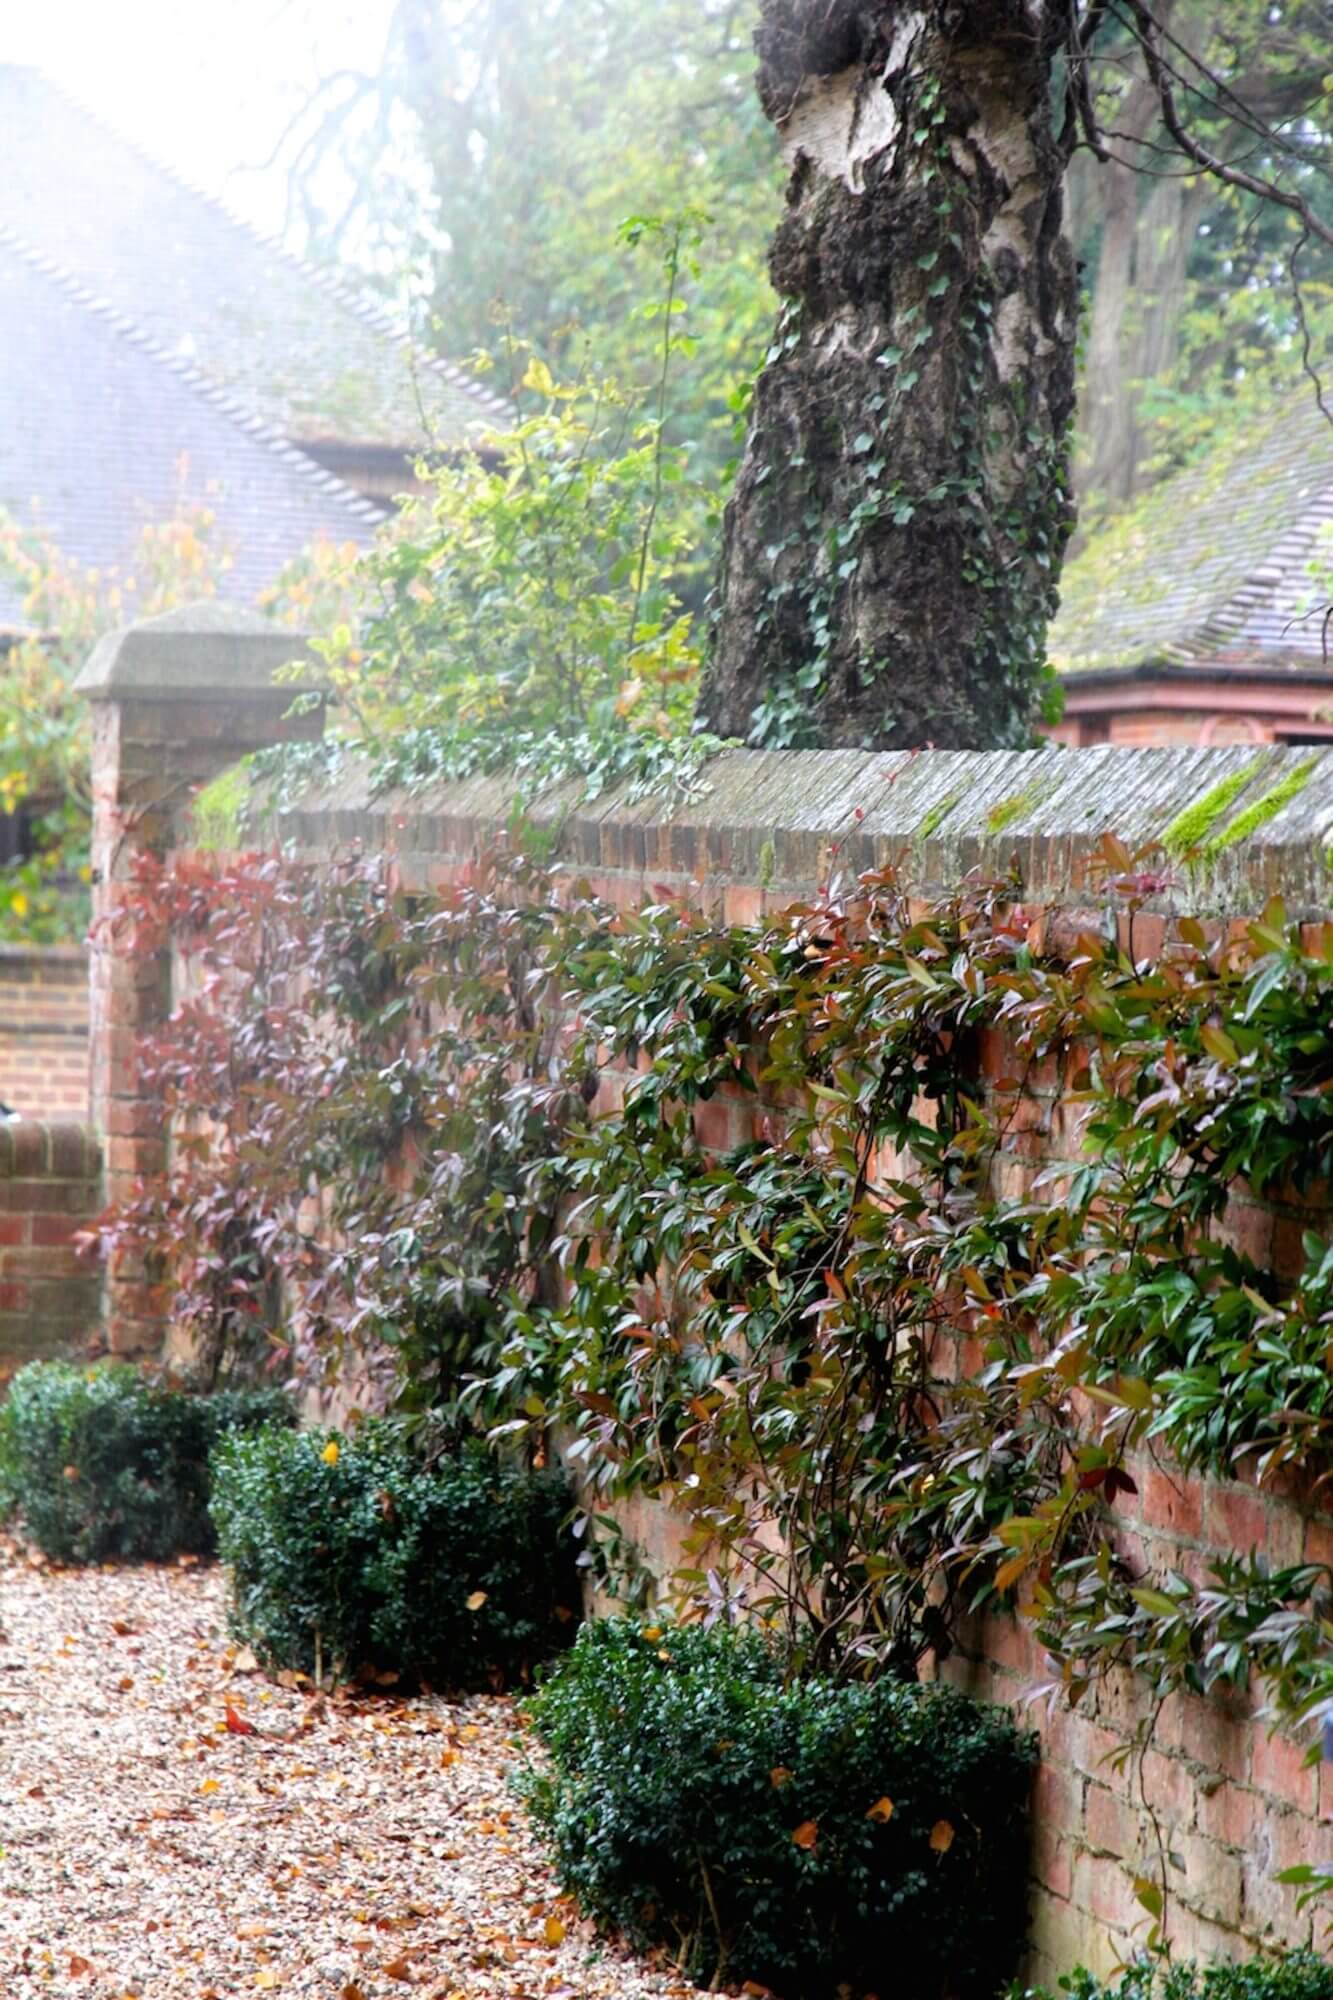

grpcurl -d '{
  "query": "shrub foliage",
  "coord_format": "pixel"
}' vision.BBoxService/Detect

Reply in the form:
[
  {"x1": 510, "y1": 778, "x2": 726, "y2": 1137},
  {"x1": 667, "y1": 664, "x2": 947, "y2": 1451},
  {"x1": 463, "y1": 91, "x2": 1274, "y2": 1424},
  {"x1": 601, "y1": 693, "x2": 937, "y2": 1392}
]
[
  {"x1": 209, "y1": 1427, "x2": 578, "y2": 1689},
  {"x1": 0, "y1": 1360, "x2": 291, "y2": 1563},
  {"x1": 1017, "y1": 1952, "x2": 1333, "y2": 2000},
  {"x1": 94, "y1": 845, "x2": 1333, "y2": 1853},
  {"x1": 524, "y1": 1619, "x2": 1037, "y2": 1999}
]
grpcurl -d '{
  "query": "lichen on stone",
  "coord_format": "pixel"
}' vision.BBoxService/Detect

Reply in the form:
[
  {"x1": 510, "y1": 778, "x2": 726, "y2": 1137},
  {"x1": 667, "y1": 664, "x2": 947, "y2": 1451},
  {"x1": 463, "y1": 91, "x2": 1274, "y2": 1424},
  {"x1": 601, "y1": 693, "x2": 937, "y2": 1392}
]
[
  {"x1": 1201, "y1": 757, "x2": 1318, "y2": 861},
  {"x1": 918, "y1": 790, "x2": 962, "y2": 840},
  {"x1": 985, "y1": 780, "x2": 1051, "y2": 834},
  {"x1": 1160, "y1": 760, "x2": 1264, "y2": 859}
]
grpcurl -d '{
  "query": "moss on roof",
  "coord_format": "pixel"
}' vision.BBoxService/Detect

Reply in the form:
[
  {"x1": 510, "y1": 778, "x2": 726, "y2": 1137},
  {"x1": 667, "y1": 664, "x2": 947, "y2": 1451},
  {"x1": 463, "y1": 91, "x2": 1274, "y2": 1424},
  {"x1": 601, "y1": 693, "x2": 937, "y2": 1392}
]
[{"x1": 1050, "y1": 387, "x2": 1333, "y2": 675}]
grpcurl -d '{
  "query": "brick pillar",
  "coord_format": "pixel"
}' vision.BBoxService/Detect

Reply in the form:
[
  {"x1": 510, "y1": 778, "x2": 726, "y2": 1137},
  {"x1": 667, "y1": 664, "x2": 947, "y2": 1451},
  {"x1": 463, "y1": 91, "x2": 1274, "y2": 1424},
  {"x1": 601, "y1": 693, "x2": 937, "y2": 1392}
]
[{"x1": 74, "y1": 601, "x2": 324, "y2": 1356}]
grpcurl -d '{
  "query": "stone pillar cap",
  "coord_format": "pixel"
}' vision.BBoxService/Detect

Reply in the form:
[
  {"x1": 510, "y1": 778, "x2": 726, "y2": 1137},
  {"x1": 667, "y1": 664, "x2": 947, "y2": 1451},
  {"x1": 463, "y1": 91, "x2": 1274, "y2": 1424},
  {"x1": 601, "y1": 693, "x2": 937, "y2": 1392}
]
[{"x1": 74, "y1": 600, "x2": 323, "y2": 701}]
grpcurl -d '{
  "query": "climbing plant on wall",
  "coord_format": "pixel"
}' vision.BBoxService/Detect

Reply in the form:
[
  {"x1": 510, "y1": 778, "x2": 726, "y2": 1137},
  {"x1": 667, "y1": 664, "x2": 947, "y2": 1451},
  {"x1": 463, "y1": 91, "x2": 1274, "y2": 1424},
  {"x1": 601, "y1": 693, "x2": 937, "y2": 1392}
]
[{"x1": 96, "y1": 837, "x2": 1332, "y2": 1807}]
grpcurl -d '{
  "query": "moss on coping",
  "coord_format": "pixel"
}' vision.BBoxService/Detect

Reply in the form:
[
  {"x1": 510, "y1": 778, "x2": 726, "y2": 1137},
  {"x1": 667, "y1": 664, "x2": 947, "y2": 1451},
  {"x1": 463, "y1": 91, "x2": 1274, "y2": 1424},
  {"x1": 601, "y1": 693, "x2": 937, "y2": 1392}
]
[
  {"x1": 985, "y1": 780, "x2": 1051, "y2": 835},
  {"x1": 918, "y1": 790, "x2": 962, "y2": 840},
  {"x1": 191, "y1": 761, "x2": 252, "y2": 852},
  {"x1": 1160, "y1": 759, "x2": 1264, "y2": 859},
  {"x1": 1200, "y1": 757, "x2": 1319, "y2": 861}
]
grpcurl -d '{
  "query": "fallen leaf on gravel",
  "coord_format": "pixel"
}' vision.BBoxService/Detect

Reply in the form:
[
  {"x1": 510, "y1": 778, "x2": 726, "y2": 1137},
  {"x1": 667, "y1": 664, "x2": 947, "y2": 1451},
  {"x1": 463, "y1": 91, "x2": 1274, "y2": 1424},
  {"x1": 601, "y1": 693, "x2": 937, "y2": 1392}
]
[
  {"x1": 544, "y1": 1915, "x2": 566, "y2": 1946},
  {"x1": 2, "y1": 1554, "x2": 690, "y2": 2000},
  {"x1": 67, "y1": 1953, "x2": 94, "y2": 1975},
  {"x1": 224, "y1": 1704, "x2": 258, "y2": 1736},
  {"x1": 383, "y1": 1957, "x2": 413, "y2": 1981},
  {"x1": 233, "y1": 1646, "x2": 260, "y2": 1673}
]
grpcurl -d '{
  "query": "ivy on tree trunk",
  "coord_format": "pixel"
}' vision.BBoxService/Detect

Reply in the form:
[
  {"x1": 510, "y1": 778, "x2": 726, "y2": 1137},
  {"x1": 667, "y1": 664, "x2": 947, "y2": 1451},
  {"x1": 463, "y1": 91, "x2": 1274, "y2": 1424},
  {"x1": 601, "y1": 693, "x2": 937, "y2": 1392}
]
[{"x1": 699, "y1": 1, "x2": 1079, "y2": 751}]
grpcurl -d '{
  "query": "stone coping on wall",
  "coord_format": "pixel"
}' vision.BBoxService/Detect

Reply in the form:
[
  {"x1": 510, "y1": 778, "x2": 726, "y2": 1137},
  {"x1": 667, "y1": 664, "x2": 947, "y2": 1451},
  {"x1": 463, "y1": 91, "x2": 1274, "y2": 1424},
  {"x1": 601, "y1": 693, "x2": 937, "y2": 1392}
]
[{"x1": 267, "y1": 742, "x2": 1333, "y2": 917}]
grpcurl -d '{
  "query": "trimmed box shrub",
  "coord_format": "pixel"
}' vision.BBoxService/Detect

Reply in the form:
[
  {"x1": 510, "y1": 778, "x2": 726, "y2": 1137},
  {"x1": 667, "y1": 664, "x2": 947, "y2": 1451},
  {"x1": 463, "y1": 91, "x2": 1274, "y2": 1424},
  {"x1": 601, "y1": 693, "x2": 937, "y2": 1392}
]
[
  {"x1": 1017, "y1": 1955, "x2": 1332, "y2": 2000},
  {"x1": 522, "y1": 1619, "x2": 1038, "y2": 2000},
  {"x1": 209, "y1": 1426, "x2": 578, "y2": 1689},
  {"x1": 0, "y1": 1359, "x2": 293, "y2": 1563}
]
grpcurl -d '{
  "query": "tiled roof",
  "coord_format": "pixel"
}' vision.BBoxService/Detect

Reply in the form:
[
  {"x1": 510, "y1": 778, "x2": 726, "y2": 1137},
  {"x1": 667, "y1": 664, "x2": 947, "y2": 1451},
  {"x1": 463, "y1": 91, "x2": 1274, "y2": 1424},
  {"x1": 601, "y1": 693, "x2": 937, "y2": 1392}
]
[
  {"x1": 0, "y1": 64, "x2": 508, "y2": 453},
  {"x1": 1051, "y1": 387, "x2": 1333, "y2": 675},
  {"x1": 0, "y1": 228, "x2": 386, "y2": 630}
]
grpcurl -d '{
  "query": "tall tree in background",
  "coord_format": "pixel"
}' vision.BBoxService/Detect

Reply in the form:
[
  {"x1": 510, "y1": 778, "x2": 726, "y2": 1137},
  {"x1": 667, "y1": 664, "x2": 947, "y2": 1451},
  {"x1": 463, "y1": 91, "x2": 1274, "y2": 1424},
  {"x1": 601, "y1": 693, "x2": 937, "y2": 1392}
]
[
  {"x1": 697, "y1": 0, "x2": 1332, "y2": 749},
  {"x1": 1071, "y1": 2, "x2": 1331, "y2": 505},
  {"x1": 278, "y1": 0, "x2": 1331, "y2": 751},
  {"x1": 275, "y1": 0, "x2": 782, "y2": 472}
]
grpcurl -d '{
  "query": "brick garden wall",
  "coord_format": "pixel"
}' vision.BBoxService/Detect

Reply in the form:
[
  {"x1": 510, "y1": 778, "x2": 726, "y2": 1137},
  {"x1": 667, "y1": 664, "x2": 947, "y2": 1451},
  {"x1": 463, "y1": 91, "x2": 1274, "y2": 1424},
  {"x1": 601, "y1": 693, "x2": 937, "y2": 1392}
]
[
  {"x1": 252, "y1": 742, "x2": 1333, "y2": 1981},
  {"x1": 0, "y1": 1121, "x2": 102, "y2": 1382},
  {"x1": 76, "y1": 616, "x2": 1331, "y2": 1990},
  {"x1": 0, "y1": 944, "x2": 90, "y2": 1121}
]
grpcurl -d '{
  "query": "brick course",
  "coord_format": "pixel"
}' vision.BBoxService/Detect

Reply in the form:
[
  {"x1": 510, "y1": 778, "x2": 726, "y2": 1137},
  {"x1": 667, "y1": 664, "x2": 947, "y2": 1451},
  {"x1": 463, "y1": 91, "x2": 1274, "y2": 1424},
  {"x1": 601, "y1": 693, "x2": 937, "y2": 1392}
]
[
  {"x1": 0, "y1": 944, "x2": 90, "y2": 1120},
  {"x1": 0, "y1": 1120, "x2": 101, "y2": 1378}
]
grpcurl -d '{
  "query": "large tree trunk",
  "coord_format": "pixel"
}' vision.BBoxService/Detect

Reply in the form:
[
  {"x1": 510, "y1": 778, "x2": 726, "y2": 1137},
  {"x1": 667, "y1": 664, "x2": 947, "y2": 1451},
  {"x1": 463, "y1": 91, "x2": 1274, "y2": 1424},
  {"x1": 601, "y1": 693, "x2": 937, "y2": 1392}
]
[{"x1": 698, "y1": 1, "x2": 1078, "y2": 751}]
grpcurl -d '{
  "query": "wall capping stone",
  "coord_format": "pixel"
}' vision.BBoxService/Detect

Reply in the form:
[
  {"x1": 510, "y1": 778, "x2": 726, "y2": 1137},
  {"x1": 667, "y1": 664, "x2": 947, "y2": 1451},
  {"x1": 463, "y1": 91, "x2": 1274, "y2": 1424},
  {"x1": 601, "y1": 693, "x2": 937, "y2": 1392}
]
[
  {"x1": 271, "y1": 742, "x2": 1333, "y2": 918},
  {"x1": 75, "y1": 599, "x2": 322, "y2": 703}
]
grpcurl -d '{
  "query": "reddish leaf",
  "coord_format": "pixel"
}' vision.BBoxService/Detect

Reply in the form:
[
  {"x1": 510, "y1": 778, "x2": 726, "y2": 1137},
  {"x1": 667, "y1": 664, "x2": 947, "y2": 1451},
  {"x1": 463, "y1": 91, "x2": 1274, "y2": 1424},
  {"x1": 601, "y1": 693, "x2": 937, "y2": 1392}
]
[{"x1": 224, "y1": 1704, "x2": 258, "y2": 1736}]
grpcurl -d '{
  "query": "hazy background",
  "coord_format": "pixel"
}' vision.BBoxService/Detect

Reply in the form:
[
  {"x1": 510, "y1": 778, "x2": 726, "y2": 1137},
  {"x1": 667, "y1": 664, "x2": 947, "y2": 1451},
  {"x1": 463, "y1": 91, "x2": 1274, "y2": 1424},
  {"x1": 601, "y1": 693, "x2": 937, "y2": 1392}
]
[{"x1": 3, "y1": 0, "x2": 393, "y2": 238}]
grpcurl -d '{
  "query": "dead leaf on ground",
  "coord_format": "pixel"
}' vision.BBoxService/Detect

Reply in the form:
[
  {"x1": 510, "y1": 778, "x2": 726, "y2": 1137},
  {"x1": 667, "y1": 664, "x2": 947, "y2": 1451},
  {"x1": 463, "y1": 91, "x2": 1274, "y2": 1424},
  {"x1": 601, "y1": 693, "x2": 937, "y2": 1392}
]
[{"x1": 791, "y1": 1819, "x2": 818, "y2": 1850}]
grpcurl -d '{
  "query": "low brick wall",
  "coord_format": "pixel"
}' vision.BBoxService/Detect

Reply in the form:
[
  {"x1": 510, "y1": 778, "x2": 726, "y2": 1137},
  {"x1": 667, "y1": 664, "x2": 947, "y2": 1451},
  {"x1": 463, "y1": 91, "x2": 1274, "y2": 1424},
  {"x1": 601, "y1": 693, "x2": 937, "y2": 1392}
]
[
  {"x1": 0, "y1": 944, "x2": 90, "y2": 1121},
  {"x1": 0, "y1": 1122, "x2": 102, "y2": 1380},
  {"x1": 252, "y1": 743, "x2": 1333, "y2": 1977}
]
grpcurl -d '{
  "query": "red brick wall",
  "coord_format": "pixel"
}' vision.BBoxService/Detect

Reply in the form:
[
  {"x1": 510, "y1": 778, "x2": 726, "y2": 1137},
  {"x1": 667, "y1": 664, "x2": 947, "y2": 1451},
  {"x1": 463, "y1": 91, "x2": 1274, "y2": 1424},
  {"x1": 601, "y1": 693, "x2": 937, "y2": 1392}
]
[
  {"x1": 84, "y1": 728, "x2": 1327, "y2": 1978},
  {"x1": 194, "y1": 818, "x2": 1320, "y2": 1977},
  {"x1": 0, "y1": 945, "x2": 90, "y2": 1121},
  {"x1": 0, "y1": 1121, "x2": 102, "y2": 1381}
]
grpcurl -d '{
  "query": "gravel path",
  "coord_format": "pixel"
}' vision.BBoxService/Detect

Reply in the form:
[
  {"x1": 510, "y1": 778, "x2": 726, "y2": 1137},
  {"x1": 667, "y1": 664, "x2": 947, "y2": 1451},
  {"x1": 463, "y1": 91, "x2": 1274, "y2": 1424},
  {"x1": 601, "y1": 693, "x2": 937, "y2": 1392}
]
[{"x1": 0, "y1": 1542, "x2": 696, "y2": 2000}]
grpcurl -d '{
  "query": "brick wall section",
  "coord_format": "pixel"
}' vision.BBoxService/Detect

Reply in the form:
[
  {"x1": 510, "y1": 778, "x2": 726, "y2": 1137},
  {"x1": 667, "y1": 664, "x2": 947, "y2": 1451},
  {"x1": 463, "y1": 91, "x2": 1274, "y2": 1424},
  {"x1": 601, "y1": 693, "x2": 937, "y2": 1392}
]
[
  {"x1": 0, "y1": 1121, "x2": 102, "y2": 1380},
  {"x1": 81, "y1": 625, "x2": 1333, "y2": 1984},
  {"x1": 0, "y1": 944, "x2": 90, "y2": 1121},
  {"x1": 77, "y1": 602, "x2": 324, "y2": 1355},
  {"x1": 260, "y1": 742, "x2": 1333, "y2": 1978}
]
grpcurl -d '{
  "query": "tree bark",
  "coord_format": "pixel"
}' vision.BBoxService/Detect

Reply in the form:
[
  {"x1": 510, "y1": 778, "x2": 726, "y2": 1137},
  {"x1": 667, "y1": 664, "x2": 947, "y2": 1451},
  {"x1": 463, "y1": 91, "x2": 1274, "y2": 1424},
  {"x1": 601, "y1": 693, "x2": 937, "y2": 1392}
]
[{"x1": 698, "y1": 1, "x2": 1078, "y2": 751}]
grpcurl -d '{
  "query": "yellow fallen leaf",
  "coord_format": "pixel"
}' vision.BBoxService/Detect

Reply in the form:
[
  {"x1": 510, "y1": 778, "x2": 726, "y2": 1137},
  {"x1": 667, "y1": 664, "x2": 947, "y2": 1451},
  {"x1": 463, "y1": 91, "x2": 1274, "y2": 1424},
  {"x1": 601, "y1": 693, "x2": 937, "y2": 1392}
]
[
  {"x1": 770, "y1": 1766, "x2": 793, "y2": 1789},
  {"x1": 233, "y1": 1646, "x2": 260, "y2": 1674},
  {"x1": 929, "y1": 1819, "x2": 955, "y2": 1853},
  {"x1": 866, "y1": 1796, "x2": 894, "y2": 1823},
  {"x1": 199, "y1": 1778, "x2": 220, "y2": 1795},
  {"x1": 642, "y1": 1625, "x2": 663, "y2": 1642},
  {"x1": 255, "y1": 1973, "x2": 279, "y2": 1990},
  {"x1": 465, "y1": 1590, "x2": 488, "y2": 1611},
  {"x1": 544, "y1": 1915, "x2": 566, "y2": 1947},
  {"x1": 321, "y1": 1440, "x2": 340, "y2": 1466},
  {"x1": 791, "y1": 1819, "x2": 818, "y2": 1850}
]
